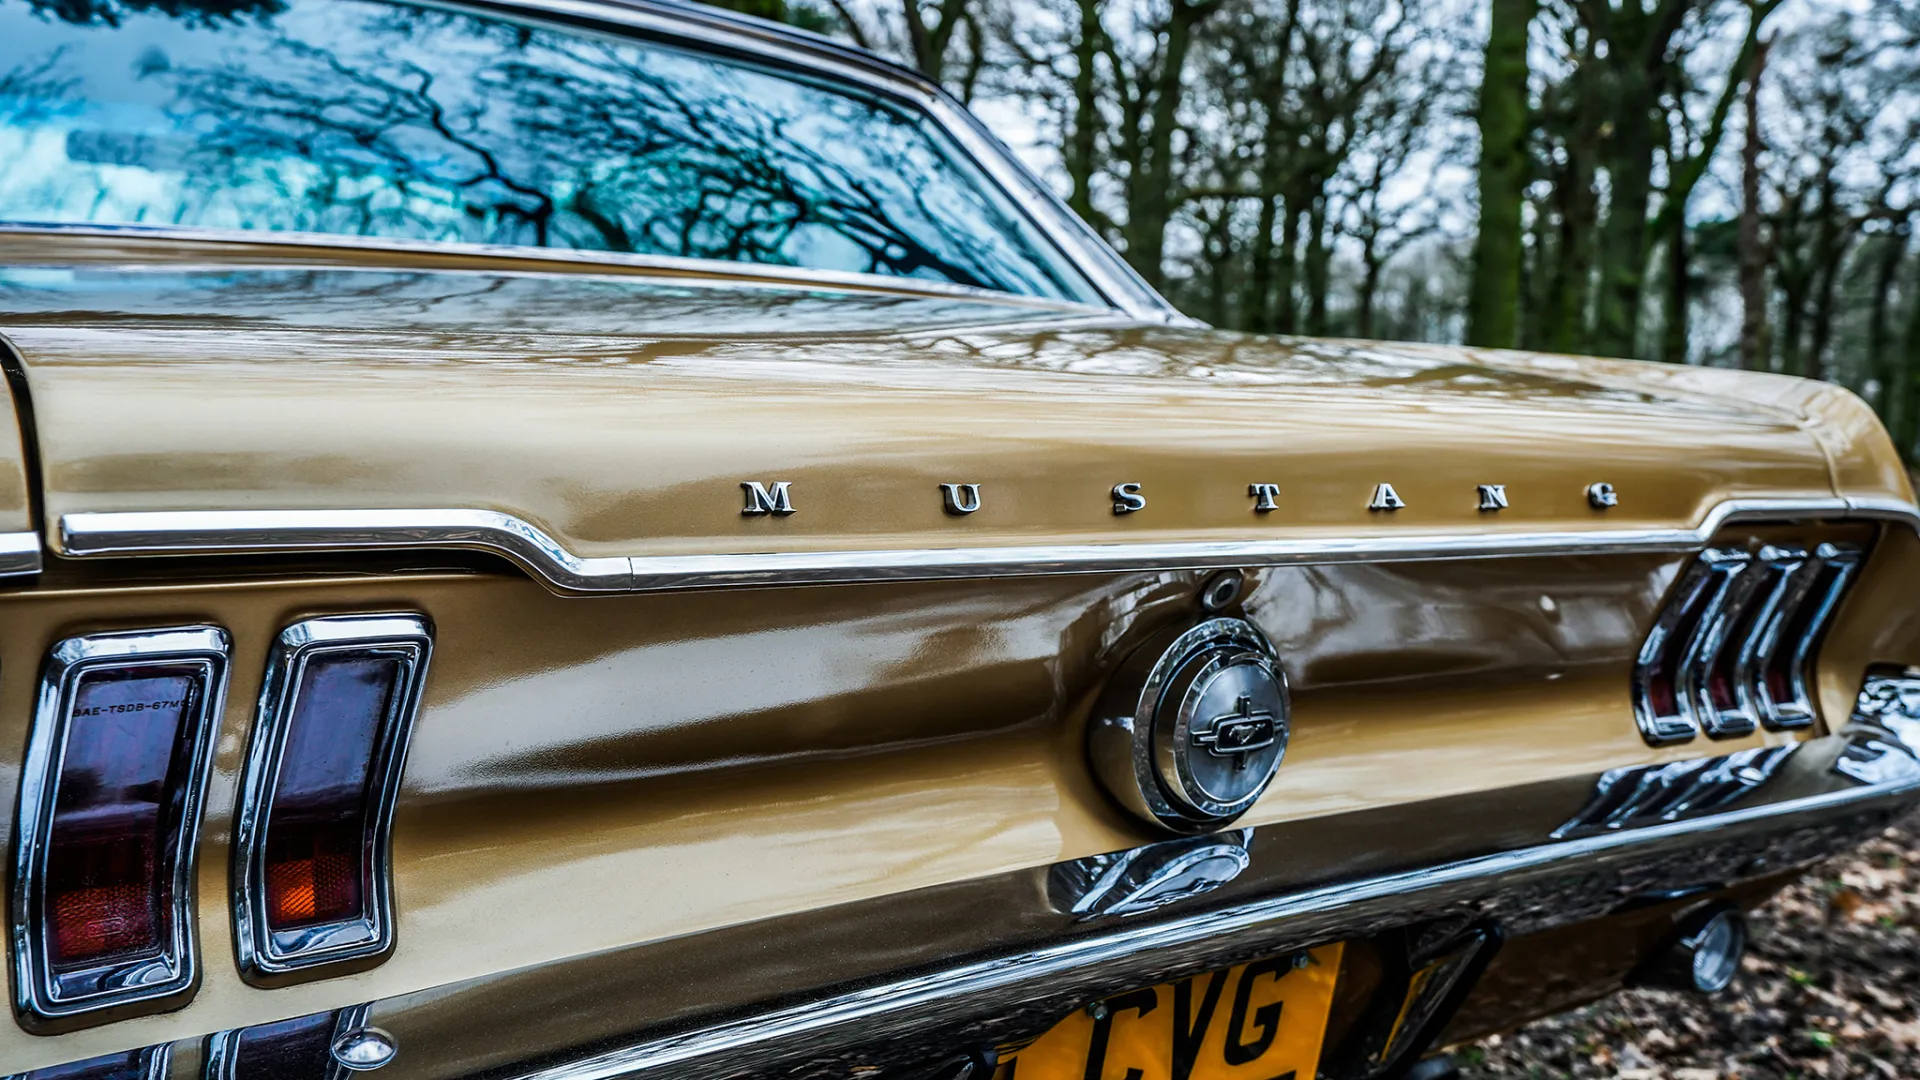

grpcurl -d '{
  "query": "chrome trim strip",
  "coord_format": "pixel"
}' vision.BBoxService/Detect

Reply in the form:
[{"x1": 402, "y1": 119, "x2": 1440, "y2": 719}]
[
  {"x1": 203, "y1": 1003, "x2": 373, "y2": 1080},
  {"x1": 509, "y1": 757, "x2": 1920, "y2": 1080},
  {"x1": 234, "y1": 616, "x2": 432, "y2": 979},
  {"x1": 0, "y1": 224, "x2": 1111, "y2": 319},
  {"x1": 11, "y1": 627, "x2": 230, "y2": 1025},
  {"x1": 1, "y1": 1042, "x2": 172, "y2": 1080},
  {"x1": 56, "y1": 496, "x2": 1913, "y2": 594},
  {"x1": 0, "y1": 530, "x2": 42, "y2": 577},
  {"x1": 61, "y1": 509, "x2": 634, "y2": 591}
]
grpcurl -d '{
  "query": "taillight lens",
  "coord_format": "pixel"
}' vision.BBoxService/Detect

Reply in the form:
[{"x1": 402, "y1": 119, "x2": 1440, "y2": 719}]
[
  {"x1": 263, "y1": 653, "x2": 399, "y2": 930},
  {"x1": 235, "y1": 615, "x2": 431, "y2": 978},
  {"x1": 11, "y1": 628, "x2": 228, "y2": 1024}
]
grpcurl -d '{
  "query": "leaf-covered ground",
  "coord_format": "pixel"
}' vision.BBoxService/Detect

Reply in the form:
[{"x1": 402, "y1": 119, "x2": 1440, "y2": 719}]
[{"x1": 1454, "y1": 814, "x2": 1920, "y2": 1079}]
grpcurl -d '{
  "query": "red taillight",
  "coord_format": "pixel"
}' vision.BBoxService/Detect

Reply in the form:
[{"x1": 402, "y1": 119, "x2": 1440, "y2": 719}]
[
  {"x1": 44, "y1": 671, "x2": 188, "y2": 968},
  {"x1": 13, "y1": 628, "x2": 228, "y2": 1024},
  {"x1": 236, "y1": 616, "x2": 430, "y2": 977},
  {"x1": 261, "y1": 653, "x2": 398, "y2": 931}
]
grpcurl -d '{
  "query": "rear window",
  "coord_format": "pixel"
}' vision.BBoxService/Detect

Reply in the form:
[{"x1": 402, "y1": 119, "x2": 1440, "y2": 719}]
[{"x1": 0, "y1": 0, "x2": 1096, "y2": 302}]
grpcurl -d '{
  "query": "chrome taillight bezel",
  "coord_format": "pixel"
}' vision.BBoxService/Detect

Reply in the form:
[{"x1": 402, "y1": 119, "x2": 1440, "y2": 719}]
[
  {"x1": 1633, "y1": 541, "x2": 1861, "y2": 747},
  {"x1": 232, "y1": 614, "x2": 431, "y2": 979},
  {"x1": 202, "y1": 1002, "x2": 371, "y2": 1079},
  {"x1": 1632, "y1": 549, "x2": 1749, "y2": 745},
  {"x1": 1749, "y1": 542, "x2": 1861, "y2": 730},
  {"x1": 10, "y1": 626, "x2": 229, "y2": 1024}
]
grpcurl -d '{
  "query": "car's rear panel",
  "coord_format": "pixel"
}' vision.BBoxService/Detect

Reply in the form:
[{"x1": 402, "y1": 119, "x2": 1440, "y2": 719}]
[{"x1": 1, "y1": 247, "x2": 1919, "y2": 1076}]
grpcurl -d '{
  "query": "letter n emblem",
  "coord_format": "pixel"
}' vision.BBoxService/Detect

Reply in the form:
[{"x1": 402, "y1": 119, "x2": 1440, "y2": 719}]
[{"x1": 741, "y1": 481, "x2": 796, "y2": 516}]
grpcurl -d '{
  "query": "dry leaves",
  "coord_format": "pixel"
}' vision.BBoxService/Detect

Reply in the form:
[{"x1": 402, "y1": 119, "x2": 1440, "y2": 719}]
[{"x1": 1453, "y1": 814, "x2": 1920, "y2": 1080}]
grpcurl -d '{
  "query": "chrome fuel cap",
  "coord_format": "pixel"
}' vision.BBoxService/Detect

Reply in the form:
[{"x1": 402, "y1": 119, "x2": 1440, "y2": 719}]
[{"x1": 1090, "y1": 618, "x2": 1290, "y2": 832}]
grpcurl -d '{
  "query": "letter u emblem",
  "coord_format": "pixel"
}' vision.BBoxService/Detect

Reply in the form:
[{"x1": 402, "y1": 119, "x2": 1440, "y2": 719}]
[{"x1": 940, "y1": 483, "x2": 982, "y2": 515}]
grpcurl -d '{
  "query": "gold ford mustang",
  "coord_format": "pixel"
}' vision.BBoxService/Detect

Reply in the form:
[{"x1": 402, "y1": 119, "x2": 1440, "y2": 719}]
[{"x1": 1, "y1": 2, "x2": 1918, "y2": 1079}]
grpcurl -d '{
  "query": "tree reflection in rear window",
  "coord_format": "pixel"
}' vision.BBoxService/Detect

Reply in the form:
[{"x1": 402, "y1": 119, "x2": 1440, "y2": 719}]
[{"x1": 0, "y1": 0, "x2": 1096, "y2": 302}]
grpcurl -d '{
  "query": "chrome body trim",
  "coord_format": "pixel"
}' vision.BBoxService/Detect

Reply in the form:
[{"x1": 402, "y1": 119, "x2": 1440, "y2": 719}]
[
  {"x1": 502, "y1": 734, "x2": 1920, "y2": 1080},
  {"x1": 1728, "y1": 545, "x2": 1810, "y2": 734},
  {"x1": 1634, "y1": 540, "x2": 1867, "y2": 747},
  {"x1": 0, "y1": 224, "x2": 1111, "y2": 319},
  {"x1": 1, "y1": 1042, "x2": 171, "y2": 1080},
  {"x1": 55, "y1": 496, "x2": 1916, "y2": 594},
  {"x1": 10, "y1": 627, "x2": 230, "y2": 1025},
  {"x1": 1768, "y1": 543, "x2": 1863, "y2": 729},
  {"x1": 203, "y1": 1003, "x2": 373, "y2": 1080},
  {"x1": 0, "y1": 531, "x2": 42, "y2": 577},
  {"x1": 1550, "y1": 744, "x2": 1798, "y2": 839},
  {"x1": 1088, "y1": 619, "x2": 1289, "y2": 831},
  {"x1": 61, "y1": 509, "x2": 634, "y2": 591},
  {"x1": 233, "y1": 616, "x2": 432, "y2": 979}
]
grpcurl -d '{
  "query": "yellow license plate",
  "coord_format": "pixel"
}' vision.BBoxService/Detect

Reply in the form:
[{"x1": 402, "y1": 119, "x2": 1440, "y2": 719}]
[{"x1": 994, "y1": 944, "x2": 1344, "y2": 1080}]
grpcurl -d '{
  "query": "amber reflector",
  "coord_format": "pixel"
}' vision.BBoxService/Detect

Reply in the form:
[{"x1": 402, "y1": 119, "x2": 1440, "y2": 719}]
[
  {"x1": 45, "y1": 669, "x2": 199, "y2": 969},
  {"x1": 260, "y1": 654, "x2": 399, "y2": 931}
]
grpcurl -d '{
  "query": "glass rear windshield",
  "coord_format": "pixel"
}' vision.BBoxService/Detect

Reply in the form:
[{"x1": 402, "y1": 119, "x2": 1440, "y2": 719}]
[{"x1": 0, "y1": 0, "x2": 1095, "y2": 302}]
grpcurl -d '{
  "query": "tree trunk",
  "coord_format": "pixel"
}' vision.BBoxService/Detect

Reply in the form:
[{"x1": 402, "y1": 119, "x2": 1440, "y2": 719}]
[
  {"x1": 1805, "y1": 173, "x2": 1850, "y2": 384},
  {"x1": 1738, "y1": 38, "x2": 1770, "y2": 371},
  {"x1": 1520, "y1": 189, "x2": 1553, "y2": 350},
  {"x1": 1545, "y1": 147, "x2": 1597, "y2": 354},
  {"x1": 1122, "y1": 0, "x2": 1221, "y2": 290},
  {"x1": 1246, "y1": 0, "x2": 1299, "y2": 332},
  {"x1": 1591, "y1": 67, "x2": 1659, "y2": 359},
  {"x1": 1867, "y1": 224, "x2": 1909, "y2": 432},
  {"x1": 1466, "y1": 0, "x2": 1536, "y2": 348},
  {"x1": 1662, "y1": 196, "x2": 1689, "y2": 363},
  {"x1": 1306, "y1": 187, "x2": 1330, "y2": 336},
  {"x1": 1250, "y1": 194, "x2": 1280, "y2": 332},
  {"x1": 1275, "y1": 200, "x2": 1302, "y2": 334},
  {"x1": 1895, "y1": 256, "x2": 1920, "y2": 459},
  {"x1": 1357, "y1": 244, "x2": 1382, "y2": 340},
  {"x1": 1066, "y1": 0, "x2": 1102, "y2": 225},
  {"x1": 1588, "y1": 0, "x2": 1693, "y2": 360}
]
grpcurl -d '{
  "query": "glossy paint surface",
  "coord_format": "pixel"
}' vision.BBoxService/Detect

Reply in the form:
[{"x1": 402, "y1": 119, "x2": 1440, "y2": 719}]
[
  {"x1": 1, "y1": 226, "x2": 1919, "y2": 1070},
  {"x1": 0, "y1": 353, "x2": 32, "y2": 536},
  {"x1": 0, "y1": 238, "x2": 1887, "y2": 571},
  {"x1": 0, "y1": 516, "x2": 1905, "y2": 1068}
]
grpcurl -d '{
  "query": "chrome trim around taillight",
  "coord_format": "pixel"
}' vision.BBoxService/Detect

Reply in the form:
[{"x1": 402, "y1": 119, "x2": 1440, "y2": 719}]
[
  {"x1": 232, "y1": 615, "x2": 432, "y2": 979},
  {"x1": 1751, "y1": 542, "x2": 1862, "y2": 730},
  {"x1": 1633, "y1": 542, "x2": 1861, "y2": 747},
  {"x1": 203, "y1": 1003, "x2": 373, "y2": 1080},
  {"x1": 10, "y1": 627, "x2": 229, "y2": 1025}
]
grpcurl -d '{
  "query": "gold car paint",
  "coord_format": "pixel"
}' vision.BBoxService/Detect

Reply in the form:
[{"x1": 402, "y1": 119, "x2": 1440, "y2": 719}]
[
  {"x1": 0, "y1": 366, "x2": 32, "y2": 537},
  {"x1": 0, "y1": 237, "x2": 1917, "y2": 1066},
  {"x1": 0, "y1": 522, "x2": 1908, "y2": 1067},
  {"x1": 0, "y1": 242, "x2": 1850, "y2": 565}
]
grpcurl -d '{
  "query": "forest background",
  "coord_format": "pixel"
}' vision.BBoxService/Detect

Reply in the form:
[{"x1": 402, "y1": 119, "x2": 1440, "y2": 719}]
[{"x1": 703, "y1": 0, "x2": 1920, "y2": 462}]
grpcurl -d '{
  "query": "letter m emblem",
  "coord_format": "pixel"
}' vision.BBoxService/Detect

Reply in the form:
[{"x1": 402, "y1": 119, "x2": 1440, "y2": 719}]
[{"x1": 740, "y1": 481, "x2": 796, "y2": 516}]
